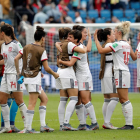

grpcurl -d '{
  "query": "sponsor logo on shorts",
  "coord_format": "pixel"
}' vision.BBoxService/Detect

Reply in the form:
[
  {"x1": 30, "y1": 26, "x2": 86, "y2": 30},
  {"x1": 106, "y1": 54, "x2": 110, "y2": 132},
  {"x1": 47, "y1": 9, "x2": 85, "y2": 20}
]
[
  {"x1": 10, "y1": 81, "x2": 16, "y2": 88},
  {"x1": 75, "y1": 81, "x2": 78, "y2": 86},
  {"x1": 115, "y1": 79, "x2": 118, "y2": 86},
  {"x1": 123, "y1": 84, "x2": 125, "y2": 86}
]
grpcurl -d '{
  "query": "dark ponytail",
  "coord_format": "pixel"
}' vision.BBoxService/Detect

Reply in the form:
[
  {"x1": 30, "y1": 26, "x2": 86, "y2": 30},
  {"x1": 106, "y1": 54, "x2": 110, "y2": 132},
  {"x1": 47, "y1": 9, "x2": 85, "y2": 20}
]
[
  {"x1": 73, "y1": 25, "x2": 85, "y2": 32},
  {"x1": 97, "y1": 28, "x2": 112, "y2": 42},
  {"x1": 34, "y1": 26, "x2": 45, "y2": 41},
  {"x1": 58, "y1": 27, "x2": 71, "y2": 40}
]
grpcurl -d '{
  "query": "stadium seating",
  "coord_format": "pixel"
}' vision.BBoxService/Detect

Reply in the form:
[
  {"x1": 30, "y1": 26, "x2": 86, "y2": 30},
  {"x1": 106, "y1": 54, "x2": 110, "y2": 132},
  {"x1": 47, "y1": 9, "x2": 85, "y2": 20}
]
[
  {"x1": 112, "y1": 9, "x2": 123, "y2": 18},
  {"x1": 100, "y1": 10, "x2": 111, "y2": 18},
  {"x1": 95, "y1": 18, "x2": 105, "y2": 23},
  {"x1": 67, "y1": 11, "x2": 75, "y2": 19},
  {"x1": 1, "y1": 19, "x2": 12, "y2": 25},
  {"x1": 130, "y1": 2, "x2": 140, "y2": 10},
  {"x1": 130, "y1": 18, "x2": 135, "y2": 23},
  {"x1": 137, "y1": 10, "x2": 140, "y2": 16},
  {"x1": 120, "y1": 17, "x2": 128, "y2": 22},
  {"x1": 79, "y1": 10, "x2": 87, "y2": 19},
  {"x1": 88, "y1": 10, "x2": 98, "y2": 18},
  {"x1": 124, "y1": 10, "x2": 135, "y2": 19}
]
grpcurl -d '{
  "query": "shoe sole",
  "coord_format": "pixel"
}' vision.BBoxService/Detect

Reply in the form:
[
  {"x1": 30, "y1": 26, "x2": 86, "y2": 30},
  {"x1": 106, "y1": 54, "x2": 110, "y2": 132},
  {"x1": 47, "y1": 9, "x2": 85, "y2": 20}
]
[
  {"x1": 62, "y1": 126, "x2": 77, "y2": 131},
  {"x1": 102, "y1": 125, "x2": 118, "y2": 130},
  {"x1": 40, "y1": 129, "x2": 54, "y2": 132},
  {"x1": 90, "y1": 126, "x2": 99, "y2": 130}
]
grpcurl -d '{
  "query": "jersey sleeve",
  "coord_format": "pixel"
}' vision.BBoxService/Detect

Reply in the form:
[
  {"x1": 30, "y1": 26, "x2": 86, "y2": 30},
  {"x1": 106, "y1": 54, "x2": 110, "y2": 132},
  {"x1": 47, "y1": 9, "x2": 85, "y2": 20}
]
[
  {"x1": 136, "y1": 42, "x2": 140, "y2": 51},
  {"x1": 72, "y1": 52, "x2": 83, "y2": 60},
  {"x1": 68, "y1": 42, "x2": 77, "y2": 54},
  {"x1": 16, "y1": 42, "x2": 23, "y2": 54},
  {"x1": 41, "y1": 50, "x2": 48, "y2": 61},
  {"x1": 109, "y1": 42, "x2": 121, "y2": 52}
]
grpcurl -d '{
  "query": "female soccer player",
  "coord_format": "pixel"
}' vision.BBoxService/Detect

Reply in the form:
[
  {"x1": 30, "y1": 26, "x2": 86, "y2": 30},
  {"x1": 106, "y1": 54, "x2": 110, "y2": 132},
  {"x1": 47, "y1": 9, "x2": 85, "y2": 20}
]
[
  {"x1": 97, "y1": 28, "x2": 119, "y2": 129},
  {"x1": 15, "y1": 26, "x2": 59, "y2": 133},
  {"x1": 56, "y1": 27, "x2": 88, "y2": 131},
  {"x1": 0, "y1": 22, "x2": 20, "y2": 132},
  {"x1": 0, "y1": 24, "x2": 27, "y2": 133},
  {"x1": 94, "y1": 21, "x2": 134, "y2": 129},
  {"x1": 59, "y1": 29, "x2": 99, "y2": 131}
]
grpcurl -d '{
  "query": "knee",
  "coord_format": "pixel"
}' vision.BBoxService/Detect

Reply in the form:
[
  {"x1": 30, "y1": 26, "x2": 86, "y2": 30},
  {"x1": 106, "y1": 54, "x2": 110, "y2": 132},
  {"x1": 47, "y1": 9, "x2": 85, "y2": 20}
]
[
  {"x1": 81, "y1": 98, "x2": 89, "y2": 105},
  {"x1": 15, "y1": 99, "x2": 23, "y2": 106},
  {"x1": 119, "y1": 98, "x2": 125, "y2": 104}
]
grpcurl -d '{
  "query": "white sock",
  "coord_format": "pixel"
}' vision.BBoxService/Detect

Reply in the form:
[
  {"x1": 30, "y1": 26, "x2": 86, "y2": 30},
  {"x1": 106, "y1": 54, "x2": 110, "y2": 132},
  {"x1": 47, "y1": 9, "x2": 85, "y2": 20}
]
[
  {"x1": 105, "y1": 98, "x2": 119, "y2": 123},
  {"x1": 85, "y1": 102, "x2": 97, "y2": 124},
  {"x1": 19, "y1": 103, "x2": 27, "y2": 128},
  {"x1": 76, "y1": 104, "x2": 85, "y2": 124},
  {"x1": 122, "y1": 100, "x2": 133, "y2": 125},
  {"x1": 39, "y1": 106, "x2": 46, "y2": 126},
  {"x1": 84, "y1": 105, "x2": 88, "y2": 123},
  {"x1": 64, "y1": 96, "x2": 78, "y2": 124},
  {"x1": 26, "y1": 110, "x2": 34, "y2": 130},
  {"x1": 102, "y1": 98, "x2": 110, "y2": 121},
  {"x1": 1, "y1": 104, "x2": 10, "y2": 128},
  {"x1": 58, "y1": 97, "x2": 68, "y2": 125}
]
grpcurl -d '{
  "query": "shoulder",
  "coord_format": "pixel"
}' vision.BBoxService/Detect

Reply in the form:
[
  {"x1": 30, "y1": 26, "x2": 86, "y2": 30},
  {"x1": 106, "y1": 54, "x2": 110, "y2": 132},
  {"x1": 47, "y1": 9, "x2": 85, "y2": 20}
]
[
  {"x1": 12, "y1": 40, "x2": 18, "y2": 44},
  {"x1": 105, "y1": 43, "x2": 112, "y2": 48}
]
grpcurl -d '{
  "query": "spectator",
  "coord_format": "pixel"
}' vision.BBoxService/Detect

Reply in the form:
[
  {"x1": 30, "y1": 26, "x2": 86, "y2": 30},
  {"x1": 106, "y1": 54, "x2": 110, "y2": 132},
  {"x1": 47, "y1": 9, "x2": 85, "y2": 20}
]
[
  {"x1": 33, "y1": 8, "x2": 48, "y2": 24},
  {"x1": 18, "y1": 28, "x2": 26, "y2": 47},
  {"x1": 86, "y1": 17, "x2": 92, "y2": 23},
  {"x1": 80, "y1": 0, "x2": 88, "y2": 11},
  {"x1": 42, "y1": 1, "x2": 52, "y2": 14},
  {"x1": 119, "y1": 0, "x2": 129, "y2": 10},
  {"x1": 0, "y1": 0, "x2": 10, "y2": 19},
  {"x1": 65, "y1": 16, "x2": 73, "y2": 23},
  {"x1": 47, "y1": 3, "x2": 64, "y2": 23},
  {"x1": 112, "y1": 16, "x2": 120, "y2": 23},
  {"x1": 110, "y1": 0, "x2": 119, "y2": 11},
  {"x1": 136, "y1": 16, "x2": 140, "y2": 23},
  {"x1": 32, "y1": 0, "x2": 42, "y2": 13},
  {"x1": 72, "y1": 0, "x2": 80, "y2": 11},
  {"x1": 91, "y1": 18, "x2": 95, "y2": 23},
  {"x1": 94, "y1": 0, "x2": 102, "y2": 12},
  {"x1": 75, "y1": 11, "x2": 83, "y2": 23}
]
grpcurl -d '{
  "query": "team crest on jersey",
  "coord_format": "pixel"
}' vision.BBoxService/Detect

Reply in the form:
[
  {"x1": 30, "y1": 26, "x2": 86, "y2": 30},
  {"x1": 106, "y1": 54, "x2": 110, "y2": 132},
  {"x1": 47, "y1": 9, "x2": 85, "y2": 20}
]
[
  {"x1": 8, "y1": 47, "x2": 12, "y2": 52},
  {"x1": 112, "y1": 43, "x2": 118, "y2": 48}
]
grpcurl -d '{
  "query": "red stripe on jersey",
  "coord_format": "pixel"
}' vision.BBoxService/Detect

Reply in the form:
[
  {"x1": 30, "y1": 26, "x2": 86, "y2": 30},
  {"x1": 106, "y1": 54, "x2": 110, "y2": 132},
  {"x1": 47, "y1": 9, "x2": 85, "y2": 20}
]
[
  {"x1": 19, "y1": 51, "x2": 23, "y2": 55},
  {"x1": 72, "y1": 46, "x2": 77, "y2": 53},
  {"x1": 72, "y1": 56, "x2": 81, "y2": 60},
  {"x1": 41, "y1": 58, "x2": 48, "y2": 61},
  {"x1": 109, "y1": 46, "x2": 115, "y2": 52}
]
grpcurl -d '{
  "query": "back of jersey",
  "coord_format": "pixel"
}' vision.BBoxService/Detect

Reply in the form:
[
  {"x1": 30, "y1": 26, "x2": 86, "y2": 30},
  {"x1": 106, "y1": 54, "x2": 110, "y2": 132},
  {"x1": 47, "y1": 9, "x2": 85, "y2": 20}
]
[{"x1": 110, "y1": 41, "x2": 130, "y2": 71}]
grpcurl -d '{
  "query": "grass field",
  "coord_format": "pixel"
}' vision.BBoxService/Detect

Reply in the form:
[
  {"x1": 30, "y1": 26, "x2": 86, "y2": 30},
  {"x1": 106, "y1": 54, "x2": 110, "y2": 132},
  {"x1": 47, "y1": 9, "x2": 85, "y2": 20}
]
[{"x1": 0, "y1": 93, "x2": 140, "y2": 140}]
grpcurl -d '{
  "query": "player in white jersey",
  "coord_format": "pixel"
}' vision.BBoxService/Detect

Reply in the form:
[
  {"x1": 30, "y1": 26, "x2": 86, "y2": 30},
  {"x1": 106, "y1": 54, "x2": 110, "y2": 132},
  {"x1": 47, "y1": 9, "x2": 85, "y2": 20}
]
[
  {"x1": 59, "y1": 27, "x2": 99, "y2": 131},
  {"x1": 55, "y1": 27, "x2": 89, "y2": 131},
  {"x1": 15, "y1": 26, "x2": 58, "y2": 133},
  {"x1": 94, "y1": 21, "x2": 134, "y2": 130},
  {"x1": 0, "y1": 24, "x2": 27, "y2": 133},
  {"x1": 97, "y1": 28, "x2": 119, "y2": 129}
]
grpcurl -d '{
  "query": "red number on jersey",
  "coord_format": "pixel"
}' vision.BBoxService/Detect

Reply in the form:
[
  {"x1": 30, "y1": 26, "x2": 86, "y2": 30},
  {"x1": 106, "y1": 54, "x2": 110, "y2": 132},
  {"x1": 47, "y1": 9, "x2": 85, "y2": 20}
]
[
  {"x1": 123, "y1": 52, "x2": 130, "y2": 65},
  {"x1": 115, "y1": 79, "x2": 118, "y2": 86},
  {"x1": 3, "y1": 53, "x2": 7, "y2": 59}
]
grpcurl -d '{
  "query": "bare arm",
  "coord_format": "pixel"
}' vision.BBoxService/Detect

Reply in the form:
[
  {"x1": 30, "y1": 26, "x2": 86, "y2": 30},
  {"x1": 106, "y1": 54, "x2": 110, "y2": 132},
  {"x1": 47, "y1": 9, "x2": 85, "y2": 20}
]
[
  {"x1": 130, "y1": 47, "x2": 137, "y2": 61},
  {"x1": 59, "y1": 57, "x2": 77, "y2": 67},
  {"x1": 14, "y1": 53, "x2": 23, "y2": 74},
  {"x1": 94, "y1": 29, "x2": 112, "y2": 54},
  {"x1": 86, "y1": 28, "x2": 92, "y2": 52},
  {"x1": 0, "y1": 59, "x2": 4, "y2": 65},
  {"x1": 42, "y1": 60, "x2": 59, "y2": 79}
]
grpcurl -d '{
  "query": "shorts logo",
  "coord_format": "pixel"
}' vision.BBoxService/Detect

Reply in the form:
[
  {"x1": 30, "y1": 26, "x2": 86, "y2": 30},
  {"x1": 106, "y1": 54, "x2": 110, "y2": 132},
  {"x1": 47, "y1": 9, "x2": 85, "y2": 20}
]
[
  {"x1": 115, "y1": 79, "x2": 118, "y2": 86},
  {"x1": 83, "y1": 83, "x2": 85, "y2": 88},
  {"x1": 8, "y1": 47, "x2": 12, "y2": 52},
  {"x1": 10, "y1": 82, "x2": 16, "y2": 88},
  {"x1": 112, "y1": 43, "x2": 118, "y2": 48},
  {"x1": 75, "y1": 81, "x2": 78, "y2": 86},
  {"x1": 123, "y1": 84, "x2": 125, "y2": 86}
]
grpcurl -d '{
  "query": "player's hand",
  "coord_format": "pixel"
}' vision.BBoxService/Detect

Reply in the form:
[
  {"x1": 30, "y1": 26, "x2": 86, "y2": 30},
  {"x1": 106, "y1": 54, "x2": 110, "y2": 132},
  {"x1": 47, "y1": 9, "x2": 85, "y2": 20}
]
[
  {"x1": 54, "y1": 73, "x2": 59, "y2": 79},
  {"x1": 94, "y1": 29, "x2": 98, "y2": 40},
  {"x1": 87, "y1": 28, "x2": 91, "y2": 38},
  {"x1": 17, "y1": 72, "x2": 21, "y2": 79},
  {"x1": 41, "y1": 73, "x2": 44, "y2": 78},
  {"x1": 58, "y1": 59, "x2": 62, "y2": 64}
]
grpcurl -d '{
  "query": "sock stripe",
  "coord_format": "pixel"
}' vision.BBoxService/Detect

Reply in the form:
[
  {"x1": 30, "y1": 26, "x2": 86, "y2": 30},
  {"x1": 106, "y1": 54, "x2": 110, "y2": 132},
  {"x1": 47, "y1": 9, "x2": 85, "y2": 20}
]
[
  {"x1": 60, "y1": 97, "x2": 68, "y2": 101},
  {"x1": 19, "y1": 103, "x2": 25, "y2": 108},
  {"x1": 1, "y1": 104, "x2": 8, "y2": 107},
  {"x1": 39, "y1": 106, "x2": 46, "y2": 110},
  {"x1": 104, "y1": 98, "x2": 110, "y2": 102},
  {"x1": 85, "y1": 102, "x2": 92, "y2": 108},
  {"x1": 110, "y1": 98, "x2": 119, "y2": 102},
  {"x1": 122, "y1": 100, "x2": 130, "y2": 106},
  {"x1": 76, "y1": 104, "x2": 83, "y2": 109},
  {"x1": 27, "y1": 110, "x2": 34, "y2": 114},
  {"x1": 70, "y1": 96, "x2": 78, "y2": 101}
]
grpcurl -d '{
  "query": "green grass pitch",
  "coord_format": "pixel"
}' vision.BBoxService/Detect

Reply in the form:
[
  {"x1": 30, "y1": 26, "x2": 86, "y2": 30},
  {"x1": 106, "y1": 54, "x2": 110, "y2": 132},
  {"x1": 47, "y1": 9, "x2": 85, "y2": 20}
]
[{"x1": 0, "y1": 93, "x2": 140, "y2": 140}]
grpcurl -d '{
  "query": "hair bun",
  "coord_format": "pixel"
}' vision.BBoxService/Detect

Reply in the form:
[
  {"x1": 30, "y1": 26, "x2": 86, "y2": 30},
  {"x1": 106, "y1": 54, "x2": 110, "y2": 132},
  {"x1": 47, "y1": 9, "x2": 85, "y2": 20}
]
[
  {"x1": 36, "y1": 26, "x2": 44, "y2": 31},
  {"x1": 97, "y1": 29, "x2": 104, "y2": 42},
  {"x1": 73, "y1": 25, "x2": 80, "y2": 30}
]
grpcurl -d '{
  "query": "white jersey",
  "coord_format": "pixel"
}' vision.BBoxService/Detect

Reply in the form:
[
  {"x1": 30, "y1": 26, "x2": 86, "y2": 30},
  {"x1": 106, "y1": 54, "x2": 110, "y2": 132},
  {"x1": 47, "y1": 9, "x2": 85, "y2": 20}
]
[
  {"x1": 24, "y1": 50, "x2": 48, "y2": 85},
  {"x1": 109, "y1": 41, "x2": 130, "y2": 71},
  {"x1": 1, "y1": 40, "x2": 23, "y2": 74},
  {"x1": 104, "y1": 43, "x2": 113, "y2": 77},
  {"x1": 72, "y1": 43, "x2": 92, "y2": 82},
  {"x1": 57, "y1": 42, "x2": 76, "y2": 79},
  {"x1": 136, "y1": 42, "x2": 140, "y2": 79}
]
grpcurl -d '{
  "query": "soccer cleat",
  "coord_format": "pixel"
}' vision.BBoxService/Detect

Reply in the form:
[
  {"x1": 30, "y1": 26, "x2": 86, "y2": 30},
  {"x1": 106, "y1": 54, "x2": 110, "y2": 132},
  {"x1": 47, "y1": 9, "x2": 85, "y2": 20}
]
[
  {"x1": 11, "y1": 126, "x2": 20, "y2": 133},
  {"x1": 77, "y1": 124, "x2": 87, "y2": 130},
  {"x1": 62, "y1": 123, "x2": 77, "y2": 131},
  {"x1": 89, "y1": 122, "x2": 99, "y2": 130},
  {"x1": 118, "y1": 125, "x2": 134, "y2": 130},
  {"x1": 40, "y1": 125, "x2": 54, "y2": 132},
  {"x1": 59, "y1": 125, "x2": 62, "y2": 131},
  {"x1": 102, "y1": 123, "x2": 118, "y2": 130},
  {"x1": 25, "y1": 129, "x2": 40, "y2": 133},
  {"x1": 0, "y1": 127, "x2": 12, "y2": 133},
  {"x1": 0, "y1": 127, "x2": 4, "y2": 131},
  {"x1": 137, "y1": 127, "x2": 140, "y2": 129},
  {"x1": 18, "y1": 128, "x2": 27, "y2": 133}
]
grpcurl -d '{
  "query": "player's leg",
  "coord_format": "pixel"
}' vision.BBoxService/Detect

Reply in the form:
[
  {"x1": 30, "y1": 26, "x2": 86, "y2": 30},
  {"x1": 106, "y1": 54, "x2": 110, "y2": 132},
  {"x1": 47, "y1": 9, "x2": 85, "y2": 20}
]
[{"x1": 38, "y1": 89, "x2": 54, "y2": 132}]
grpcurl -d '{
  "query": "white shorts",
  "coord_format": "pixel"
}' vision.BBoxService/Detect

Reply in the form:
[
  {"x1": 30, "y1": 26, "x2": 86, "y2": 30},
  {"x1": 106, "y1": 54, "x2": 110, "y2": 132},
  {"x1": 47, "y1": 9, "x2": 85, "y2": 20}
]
[
  {"x1": 0, "y1": 74, "x2": 23, "y2": 94},
  {"x1": 101, "y1": 77, "x2": 116, "y2": 94},
  {"x1": 55, "y1": 78, "x2": 78, "y2": 90},
  {"x1": 25, "y1": 84, "x2": 42, "y2": 94},
  {"x1": 114, "y1": 70, "x2": 130, "y2": 88},
  {"x1": 78, "y1": 81, "x2": 93, "y2": 91},
  {"x1": 137, "y1": 78, "x2": 140, "y2": 87}
]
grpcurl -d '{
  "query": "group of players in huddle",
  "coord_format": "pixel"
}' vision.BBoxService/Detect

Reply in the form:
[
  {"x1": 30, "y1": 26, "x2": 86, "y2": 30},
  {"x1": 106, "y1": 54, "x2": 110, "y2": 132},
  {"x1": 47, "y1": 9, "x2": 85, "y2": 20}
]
[{"x1": 0, "y1": 20, "x2": 139, "y2": 133}]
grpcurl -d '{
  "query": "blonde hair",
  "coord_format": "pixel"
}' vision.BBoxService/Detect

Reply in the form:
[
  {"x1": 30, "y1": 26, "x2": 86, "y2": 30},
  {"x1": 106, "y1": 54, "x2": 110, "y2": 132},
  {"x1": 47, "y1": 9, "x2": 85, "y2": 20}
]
[{"x1": 116, "y1": 21, "x2": 130, "y2": 38}]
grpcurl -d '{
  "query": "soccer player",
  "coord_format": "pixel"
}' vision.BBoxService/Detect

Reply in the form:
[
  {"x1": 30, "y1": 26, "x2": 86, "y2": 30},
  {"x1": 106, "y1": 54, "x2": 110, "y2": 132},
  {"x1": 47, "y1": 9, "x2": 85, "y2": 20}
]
[
  {"x1": 0, "y1": 22, "x2": 20, "y2": 132},
  {"x1": 97, "y1": 28, "x2": 119, "y2": 129},
  {"x1": 94, "y1": 21, "x2": 134, "y2": 129},
  {"x1": 56, "y1": 27, "x2": 88, "y2": 131},
  {"x1": 0, "y1": 24, "x2": 27, "y2": 133},
  {"x1": 15, "y1": 26, "x2": 58, "y2": 133},
  {"x1": 59, "y1": 29, "x2": 99, "y2": 131}
]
